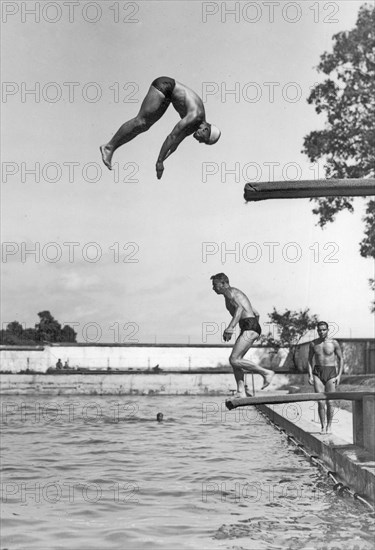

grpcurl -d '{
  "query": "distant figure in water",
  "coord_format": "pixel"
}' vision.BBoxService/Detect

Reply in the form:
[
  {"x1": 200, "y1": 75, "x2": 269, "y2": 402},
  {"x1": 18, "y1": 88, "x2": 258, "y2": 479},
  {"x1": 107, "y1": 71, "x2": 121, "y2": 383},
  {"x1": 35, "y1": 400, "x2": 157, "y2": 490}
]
[
  {"x1": 55, "y1": 359, "x2": 63, "y2": 370},
  {"x1": 100, "y1": 76, "x2": 221, "y2": 179},
  {"x1": 156, "y1": 412, "x2": 164, "y2": 422},
  {"x1": 210, "y1": 272, "x2": 275, "y2": 398},
  {"x1": 308, "y1": 321, "x2": 343, "y2": 434}
]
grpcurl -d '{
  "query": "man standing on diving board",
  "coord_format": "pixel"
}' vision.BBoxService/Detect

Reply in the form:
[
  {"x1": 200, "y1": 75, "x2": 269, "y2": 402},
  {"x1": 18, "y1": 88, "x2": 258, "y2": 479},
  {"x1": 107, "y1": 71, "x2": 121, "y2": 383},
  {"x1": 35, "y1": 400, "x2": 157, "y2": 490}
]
[
  {"x1": 211, "y1": 273, "x2": 275, "y2": 397},
  {"x1": 100, "y1": 76, "x2": 221, "y2": 179},
  {"x1": 308, "y1": 321, "x2": 343, "y2": 434}
]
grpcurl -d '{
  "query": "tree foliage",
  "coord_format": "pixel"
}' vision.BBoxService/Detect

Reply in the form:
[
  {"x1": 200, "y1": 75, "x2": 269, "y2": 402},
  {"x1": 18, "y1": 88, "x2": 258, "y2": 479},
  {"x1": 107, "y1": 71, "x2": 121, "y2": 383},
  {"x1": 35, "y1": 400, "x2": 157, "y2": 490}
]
[
  {"x1": 263, "y1": 308, "x2": 319, "y2": 348},
  {"x1": 0, "y1": 312, "x2": 77, "y2": 345},
  {"x1": 303, "y1": 3, "x2": 375, "y2": 257},
  {"x1": 35, "y1": 310, "x2": 63, "y2": 343}
]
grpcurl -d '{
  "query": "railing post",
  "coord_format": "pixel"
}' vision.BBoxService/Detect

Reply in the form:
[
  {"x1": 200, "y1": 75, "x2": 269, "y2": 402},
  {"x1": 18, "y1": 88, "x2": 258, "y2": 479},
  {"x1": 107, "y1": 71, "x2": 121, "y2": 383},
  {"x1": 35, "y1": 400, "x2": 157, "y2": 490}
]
[
  {"x1": 363, "y1": 395, "x2": 375, "y2": 455},
  {"x1": 353, "y1": 399, "x2": 364, "y2": 448}
]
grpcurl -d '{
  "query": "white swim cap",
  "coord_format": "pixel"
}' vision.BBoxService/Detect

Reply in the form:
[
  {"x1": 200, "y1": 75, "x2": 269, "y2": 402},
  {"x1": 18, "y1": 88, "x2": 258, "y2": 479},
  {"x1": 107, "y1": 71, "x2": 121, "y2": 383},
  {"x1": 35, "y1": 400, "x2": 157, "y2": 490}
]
[{"x1": 207, "y1": 124, "x2": 221, "y2": 145}]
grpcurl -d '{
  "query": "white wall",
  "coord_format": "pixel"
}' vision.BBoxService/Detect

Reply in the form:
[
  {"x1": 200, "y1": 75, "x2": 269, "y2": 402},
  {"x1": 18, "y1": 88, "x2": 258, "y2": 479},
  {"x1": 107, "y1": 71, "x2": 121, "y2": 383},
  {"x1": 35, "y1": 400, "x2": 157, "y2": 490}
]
[{"x1": 0, "y1": 345, "x2": 288, "y2": 373}]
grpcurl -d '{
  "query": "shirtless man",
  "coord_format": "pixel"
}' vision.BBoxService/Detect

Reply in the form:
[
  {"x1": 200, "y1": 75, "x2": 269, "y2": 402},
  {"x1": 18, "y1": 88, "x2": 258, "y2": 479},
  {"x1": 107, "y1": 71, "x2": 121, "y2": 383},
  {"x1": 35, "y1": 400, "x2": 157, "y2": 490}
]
[
  {"x1": 308, "y1": 321, "x2": 343, "y2": 434},
  {"x1": 100, "y1": 76, "x2": 221, "y2": 179},
  {"x1": 211, "y1": 273, "x2": 275, "y2": 397}
]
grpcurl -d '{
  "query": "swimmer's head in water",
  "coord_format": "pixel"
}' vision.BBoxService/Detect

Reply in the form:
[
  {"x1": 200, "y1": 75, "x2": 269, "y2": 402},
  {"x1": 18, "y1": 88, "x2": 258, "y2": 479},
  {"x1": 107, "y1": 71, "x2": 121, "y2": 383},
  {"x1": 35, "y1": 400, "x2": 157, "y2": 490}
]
[
  {"x1": 210, "y1": 272, "x2": 229, "y2": 294},
  {"x1": 193, "y1": 122, "x2": 221, "y2": 145},
  {"x1": 156, "y1": 412, "x2": 163, "y2": 422}
]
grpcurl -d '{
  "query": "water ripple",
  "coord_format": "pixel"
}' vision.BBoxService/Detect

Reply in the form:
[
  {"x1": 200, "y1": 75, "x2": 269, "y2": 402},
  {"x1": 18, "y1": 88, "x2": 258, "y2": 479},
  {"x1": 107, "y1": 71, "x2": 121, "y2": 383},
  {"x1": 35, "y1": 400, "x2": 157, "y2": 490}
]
[{"x1": 1, "y1": 395, "x2": 373, "y2": 549}]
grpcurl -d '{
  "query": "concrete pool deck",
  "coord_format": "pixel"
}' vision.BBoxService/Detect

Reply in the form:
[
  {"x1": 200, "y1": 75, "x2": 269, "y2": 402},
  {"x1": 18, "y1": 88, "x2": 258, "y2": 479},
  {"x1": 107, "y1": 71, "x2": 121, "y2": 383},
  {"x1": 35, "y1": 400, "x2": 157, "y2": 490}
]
[{"x1": 260, "y1": 399, "x2": 375, "y2": 505}]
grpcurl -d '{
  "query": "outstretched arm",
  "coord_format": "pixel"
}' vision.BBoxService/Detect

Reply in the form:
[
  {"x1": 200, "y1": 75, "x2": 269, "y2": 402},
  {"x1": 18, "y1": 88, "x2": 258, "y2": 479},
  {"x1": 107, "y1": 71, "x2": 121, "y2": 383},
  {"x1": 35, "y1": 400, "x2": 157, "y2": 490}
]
[{"x1": 156, "y1": 115, "x2": 197, "y2": 179}]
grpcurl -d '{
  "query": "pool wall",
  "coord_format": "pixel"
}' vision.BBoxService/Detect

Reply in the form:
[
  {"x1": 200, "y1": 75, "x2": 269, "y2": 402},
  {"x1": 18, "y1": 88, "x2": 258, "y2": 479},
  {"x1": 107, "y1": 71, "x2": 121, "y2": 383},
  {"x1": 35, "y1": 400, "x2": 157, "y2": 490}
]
[
  {"x1": 0, "y1": 372, "x2": 304, "y2": 395},
  {"x1": 260, "y1": 402, "x2": 375, "y2": 504}
]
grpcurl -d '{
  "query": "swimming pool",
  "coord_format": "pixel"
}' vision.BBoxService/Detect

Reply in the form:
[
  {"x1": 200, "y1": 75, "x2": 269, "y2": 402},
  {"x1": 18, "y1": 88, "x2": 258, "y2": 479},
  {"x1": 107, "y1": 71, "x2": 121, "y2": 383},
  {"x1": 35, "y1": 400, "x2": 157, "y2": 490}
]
[{"x1": 1, "y1": 395, "x2": 374, "y2": 549}]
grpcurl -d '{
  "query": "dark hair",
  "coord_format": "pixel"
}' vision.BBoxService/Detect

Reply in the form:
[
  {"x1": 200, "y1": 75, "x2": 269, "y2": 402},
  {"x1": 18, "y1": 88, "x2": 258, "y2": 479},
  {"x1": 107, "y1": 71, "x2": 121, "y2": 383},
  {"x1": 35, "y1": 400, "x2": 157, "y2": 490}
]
[
  {"x1": 210, "y1": 273, "x2": 229, "y2": 284},
  {"x1": 317, "y1": 321, "x2": 328, "y2": 329}
]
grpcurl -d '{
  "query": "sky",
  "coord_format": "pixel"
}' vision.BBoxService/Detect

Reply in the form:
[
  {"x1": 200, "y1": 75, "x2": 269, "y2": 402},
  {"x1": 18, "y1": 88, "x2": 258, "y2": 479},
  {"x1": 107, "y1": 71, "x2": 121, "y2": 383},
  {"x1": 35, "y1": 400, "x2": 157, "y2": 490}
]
[{"x1": 1, "y1": 0, "x2": 374, "y2": 344}]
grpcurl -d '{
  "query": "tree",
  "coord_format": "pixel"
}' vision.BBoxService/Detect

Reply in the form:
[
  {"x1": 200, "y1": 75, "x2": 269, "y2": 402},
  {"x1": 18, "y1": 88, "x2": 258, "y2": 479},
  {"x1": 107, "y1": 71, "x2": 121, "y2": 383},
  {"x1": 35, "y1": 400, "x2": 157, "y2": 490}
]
[
  {"x1": 23, "y1": 327, "x2": 37, "y2": 342},
  {"x1": 6, "y1": 321, "x2": 24, "y2": 338},
  {"x1": 0, "y1": 312, "x2": 77, "y2": 344},
  {"x1": 263, "y1": 308, "x2": 319, "y2": 348},
  {"x1": 1, "y1": 321, "x2": 24, "y2": 344},
  {"x1": 303, "y1": 3, "x2": 375, "y2": 300},
  {"x1": 61, "y1": 324, "x2": 77, "y2": 343},
  {"x1": 35, "y1": 311, "x2": 62, "y2": 343},
  {"x1": 0, "y1": 321, "x2": 35, "y2": 344},
  {"x1": 262, "y1": 308, "x2": 319, "y2": 371}
]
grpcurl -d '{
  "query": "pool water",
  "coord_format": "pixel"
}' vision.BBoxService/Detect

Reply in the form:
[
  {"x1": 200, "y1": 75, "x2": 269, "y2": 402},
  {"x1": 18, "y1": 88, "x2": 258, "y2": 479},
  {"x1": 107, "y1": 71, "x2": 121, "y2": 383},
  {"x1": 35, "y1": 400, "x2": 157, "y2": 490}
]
[{"x1": 1, "y1": 395, "x2": 374, "y2": 549}]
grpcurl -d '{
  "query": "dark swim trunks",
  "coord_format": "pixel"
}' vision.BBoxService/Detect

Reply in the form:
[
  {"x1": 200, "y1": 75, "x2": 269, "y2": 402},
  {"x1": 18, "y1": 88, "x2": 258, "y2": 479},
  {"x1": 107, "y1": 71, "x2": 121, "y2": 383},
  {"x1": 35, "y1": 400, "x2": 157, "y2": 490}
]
[
  {"x1": 313, "y1": 365, "x2": 337, "y2": 385},
  {"x1": 152, "y1": 76, "x2": 176, "y2": 100},
  {"x1": 239, "y1": 317, "x2": 262, "y2": 336}
]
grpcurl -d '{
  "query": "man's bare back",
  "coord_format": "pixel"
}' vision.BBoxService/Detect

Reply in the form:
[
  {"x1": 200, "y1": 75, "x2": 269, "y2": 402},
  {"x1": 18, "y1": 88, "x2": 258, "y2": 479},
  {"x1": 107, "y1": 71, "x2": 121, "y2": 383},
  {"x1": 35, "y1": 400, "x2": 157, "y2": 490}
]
[{"x1": 169, "y1": 81, "x2": 205, "y2": 122}]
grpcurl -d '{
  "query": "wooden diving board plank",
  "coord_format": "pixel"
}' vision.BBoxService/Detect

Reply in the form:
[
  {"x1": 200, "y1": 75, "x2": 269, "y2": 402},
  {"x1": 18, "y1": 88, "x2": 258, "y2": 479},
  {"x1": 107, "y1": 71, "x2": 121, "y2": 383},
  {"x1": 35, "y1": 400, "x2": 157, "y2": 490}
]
[
  {"x1": 244, "y1": 178, "x2": 375, "y2": 202},
  {"x1": 225, "y1": 391, "x2": 375, "y2": 410}
]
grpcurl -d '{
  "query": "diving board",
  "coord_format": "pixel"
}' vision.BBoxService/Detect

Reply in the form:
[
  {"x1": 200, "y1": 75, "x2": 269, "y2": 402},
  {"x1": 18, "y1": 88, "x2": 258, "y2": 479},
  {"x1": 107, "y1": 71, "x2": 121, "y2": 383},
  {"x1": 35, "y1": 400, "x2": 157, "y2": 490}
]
[
  {"x1": 244, "y1": 178, "x2": 375, "y2": 202},
  {"x1": 225, "y1": 391, "x2": 375, "y2": 410},
  {"x1": 226, "y1": 391, "x2": 375, "y2": 452}
]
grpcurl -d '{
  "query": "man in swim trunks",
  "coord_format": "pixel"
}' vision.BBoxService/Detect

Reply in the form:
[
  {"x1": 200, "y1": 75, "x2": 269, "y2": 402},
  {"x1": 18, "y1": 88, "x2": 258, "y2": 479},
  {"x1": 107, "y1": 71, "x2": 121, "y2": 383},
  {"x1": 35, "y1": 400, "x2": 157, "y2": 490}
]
[
  {"x1": 210, "y1": 273, "x2": 275, "y2": 397},
  {"x1": 308, "y1": 321, "x2": 343, "y2": 434},
  {"x1": 100, "y1": 76, "x2": 221, "y2": 179}
]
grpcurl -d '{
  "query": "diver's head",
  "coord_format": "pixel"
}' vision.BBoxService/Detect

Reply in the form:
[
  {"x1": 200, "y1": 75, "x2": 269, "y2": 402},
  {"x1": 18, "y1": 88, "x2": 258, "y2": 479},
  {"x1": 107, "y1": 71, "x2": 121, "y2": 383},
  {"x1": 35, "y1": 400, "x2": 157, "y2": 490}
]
[{"x1": 193, "y1": 122, "x2": 221, "y2": 145}]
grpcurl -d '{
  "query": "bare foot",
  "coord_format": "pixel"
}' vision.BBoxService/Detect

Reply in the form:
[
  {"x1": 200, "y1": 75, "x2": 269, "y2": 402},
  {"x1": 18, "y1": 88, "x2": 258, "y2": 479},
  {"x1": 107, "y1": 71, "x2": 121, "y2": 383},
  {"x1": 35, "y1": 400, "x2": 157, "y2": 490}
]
[
  {"x1": 320, "y1": 428, "x2": 326, "y2": 435},
  {"x1": 325, "y1": 426, "x2": 332, "y2": 434},
  {"x1": 100, "y1": 144, "x2": 113, "y2": 170},
  {"x1": 261, "y1": 372, "x2": 275, "y2": 390},
  {"x1": 233, "y1": 391, "x2": 246, "y2": 399}
]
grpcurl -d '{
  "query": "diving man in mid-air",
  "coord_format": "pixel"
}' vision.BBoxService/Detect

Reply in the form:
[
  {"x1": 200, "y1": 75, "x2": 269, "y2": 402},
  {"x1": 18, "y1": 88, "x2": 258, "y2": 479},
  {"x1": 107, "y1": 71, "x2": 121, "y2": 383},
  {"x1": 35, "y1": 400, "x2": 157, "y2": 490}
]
[{"x1": 100, "y1": 76, "x2": 221, "y2": 179}]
